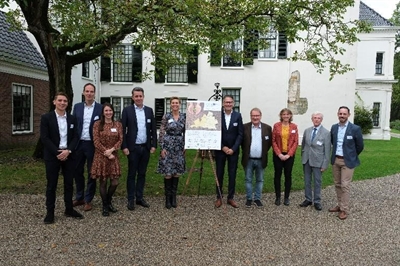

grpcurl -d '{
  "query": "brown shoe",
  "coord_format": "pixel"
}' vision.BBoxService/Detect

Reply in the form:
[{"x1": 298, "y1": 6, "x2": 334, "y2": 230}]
[
  {"x1": 83, "y1": 202, "x2": 92, "y2": 211},
  {"x1": 328, "y1": 206, "x2": 340, "y2": 212},
  {"x1": 73, "y1": 200, "x2": 85, "y2": 207},
  {"x1": 215, "y1": 199, "x2": 222, "y2": 208},
  {"x1": 338, "y1": 211, "x2": 347, "y2": 220},
  {"x1": 227, "y1": 199, "x2": 239, "y2": 208}
]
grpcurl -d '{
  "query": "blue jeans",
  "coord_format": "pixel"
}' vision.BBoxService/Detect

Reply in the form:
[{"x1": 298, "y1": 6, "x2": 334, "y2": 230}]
[{"x1": 245, "y1": 159, "x2": 265, "y2": 200}]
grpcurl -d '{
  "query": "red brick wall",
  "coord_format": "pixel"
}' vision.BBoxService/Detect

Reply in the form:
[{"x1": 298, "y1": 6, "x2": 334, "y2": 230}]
[{"x1": 0, "y1": 72, "x2": 49, "y2": 149}]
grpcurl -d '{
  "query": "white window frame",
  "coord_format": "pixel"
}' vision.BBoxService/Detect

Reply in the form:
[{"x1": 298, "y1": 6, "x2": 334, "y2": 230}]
[
  {"x1": 222, "y1": 38, "x2": 244, "y2": 68},
  {"x1": 372, "y1": 102, "x2": 381, "y2": 127},
  {"x1": 375, "y1": 52, "x2": 384, "y2": 75},
  {"x1": 258, "y1": 26, "x2": 278, "y2": 60},
  {"x1": 111, "y1": 96, "x2": 132, "y2": 121},
  {"x1": 12, "y1": 83, "x2": 33, "y2": 134},
  {"x1": 222, "y1": 88, "x2": 241, "y2": 112}
]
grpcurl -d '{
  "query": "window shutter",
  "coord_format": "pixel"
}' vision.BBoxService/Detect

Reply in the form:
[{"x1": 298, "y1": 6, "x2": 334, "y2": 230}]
[
  {"x1": 132, "y1": 46, "x2": 142, "y2": 82},
  {"x1": 154, "y1": 56, "x2": 166, "y2": 83},
  {"x1": 210, "y1": 45, "x2": 221, "y2": 66},
  {"x1": 100, "y1": 56, "x2": 111, "y2": 81},
  {"x1": 244, "y1": 30, "x2": 258, "y2": 65},
  {"x1": 187, "y1": 45, "x2": 198, "y2": 83},
  {"x1": 278, "y1": 31, "x2": 287, "y2": 59},
  {"x1": 154, "y1": 98, "x2": 165, "y2": 129}
]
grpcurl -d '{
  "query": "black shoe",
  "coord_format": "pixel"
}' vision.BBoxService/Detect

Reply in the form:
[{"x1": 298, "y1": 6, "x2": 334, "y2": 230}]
[
  {"x1": 136, "y1": 199, "x2": 150, "y2": 208},
  {"x1": 284, "y1": 198, "x2": 290, "y2": 206},
  {"x1": 299, "y1": 200, "x2": 312, "y2": 207},
  {"x1": 64, "y1": 209, "x2": 84, "y2": 219},
  {"x1": 108, "y1": 203, "x2": 118, "y2": 213},
  {"x1": 44, "y1": 212, "x2": 54, "y2": 224},
  {"x1": 102, "y1": 206, "x2": 110, "y2": 217},
  {"x1": 275, "y1": 198, "x2": 281, "y2": 206},
  {"x1": 127, "y1": 200, "x2": 135, "y2": 211},
  {"x1": 314, "y1": 203, "x2": 322, "y2": 211},
  {"x1": 245, "y1": 200, "x2": 252, "y2": 208},
  {"x1": 254, "y1": 200, "x2": 263, "y2": 207}
]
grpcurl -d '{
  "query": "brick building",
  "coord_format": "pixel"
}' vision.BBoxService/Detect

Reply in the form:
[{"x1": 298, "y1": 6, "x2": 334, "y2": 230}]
[{"x1": 0, "y1": 11, "x2": 49, "y2": 149}]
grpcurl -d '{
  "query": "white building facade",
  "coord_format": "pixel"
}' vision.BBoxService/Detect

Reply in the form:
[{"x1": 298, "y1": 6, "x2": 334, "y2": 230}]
[{"x1": 71, "y1": 1, "x2": 398, "y2": 140}]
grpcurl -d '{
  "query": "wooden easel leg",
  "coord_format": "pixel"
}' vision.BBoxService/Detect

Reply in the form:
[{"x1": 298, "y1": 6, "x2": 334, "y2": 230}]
[
  {"x1": 208, "y1": 150, "x2": 223, "y2": 200},
  {"x1": 182, "y1": 149, "x2": 200, "y2": 196}
]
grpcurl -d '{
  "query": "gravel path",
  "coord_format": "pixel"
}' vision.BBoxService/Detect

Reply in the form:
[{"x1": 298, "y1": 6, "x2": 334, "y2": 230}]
[{"x1": 1, "y1": 175, "x2": 399, "y2": 266}]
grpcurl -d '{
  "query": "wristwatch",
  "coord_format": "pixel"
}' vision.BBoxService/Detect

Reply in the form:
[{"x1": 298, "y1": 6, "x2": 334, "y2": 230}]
[{"x1": 68, "y1": 150, "x2": 72, "y2": 154}]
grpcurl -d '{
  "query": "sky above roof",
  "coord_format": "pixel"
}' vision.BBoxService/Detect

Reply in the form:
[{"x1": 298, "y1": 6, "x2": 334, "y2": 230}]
[{"x1": 362, "y1": 0, "x2": 398, "y2": 19}]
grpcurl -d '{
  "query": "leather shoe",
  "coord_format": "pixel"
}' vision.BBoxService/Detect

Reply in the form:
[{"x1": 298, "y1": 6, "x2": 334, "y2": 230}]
[
  {"x1": 338, "y1": 211, "x2": 347, "y2": 220},
  {"x1": 215, "y1": 198, "x2": 222, "y2": 208},
  {"x1": 44, "y1": 212, "x2": 54, "y2": 224},
  {"x1": 299, "y1": 200, "x2": 312, "y2": 207},
  {"x1": 136, "y1": 199, "x2": 150, "y2": 208},
  {"x1": 314, "y1": 203, "x2": 322, "y2": 211},
  {"x1": 275, "y1": 198, "x2": 281, "y2": 206},
  {"x1": 127, "y1": 200, "x2": 135, "y2": 211},
  {"x1": 72, "y1": 200, "x2": 85, "y2": 207},
  {"x1": 83, "y1": 202, "x2": 92, "y2": 211},
  {"x1": 227, "y1": 199, "x2": 239, "y2": 208},
  {"x1": 329, "y1": 206, "x2": 340, "y2": 212},
  {"x1": 64, "y1": 209, "x2": 84, "y2": 219},
  {"x1": 283, "y1": 198, "x2": 290, "y2": 206}
]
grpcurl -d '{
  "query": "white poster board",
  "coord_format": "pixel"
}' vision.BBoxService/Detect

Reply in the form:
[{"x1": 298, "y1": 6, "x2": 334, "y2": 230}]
[{"x1": 184, "y1": 101, "x2": 222, "y2": 150}]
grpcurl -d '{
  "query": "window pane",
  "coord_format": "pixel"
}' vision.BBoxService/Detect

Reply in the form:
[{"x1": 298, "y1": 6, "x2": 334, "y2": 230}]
[
  {"x1": 222, "y1": 88, "x2": 241, "y2": 112},
  {"x1": 259, "y1": 27, "x2": 278, "y2": 59},
  {"x1": 223, "y1": 39, "x2": 243, "y2": 67},
  {"x1": 13, "y1": 84, "x2": 32, "y2": 132},
  {"x1": 375, "y1": 52, "x2": 383, "y2": 74},
  {"x1": 113, "y1": 45, "x2": 134, "y2": 82},
  {"x1": 167, "y1": 51, "x2": 188, "y2": 83},
  {"x1": 372, "y1": 102, "x2": 381, "y2": 127},
  {"x1": 82, "y1": 61, "x2": 89, "y2": 78}
]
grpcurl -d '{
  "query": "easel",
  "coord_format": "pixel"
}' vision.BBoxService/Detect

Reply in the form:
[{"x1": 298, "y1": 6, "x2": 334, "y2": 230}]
[{"x1": 181, "y1": 149, "x2": 223, "y2": 201}]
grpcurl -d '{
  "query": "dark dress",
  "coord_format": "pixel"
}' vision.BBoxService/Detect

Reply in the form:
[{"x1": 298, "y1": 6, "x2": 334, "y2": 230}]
[
  {"x1": 157, "y1": 112, "x2": 186, "y2": 175},
  {"x1": 91, "y1": 121, "x2": 123, "y2": 180}
]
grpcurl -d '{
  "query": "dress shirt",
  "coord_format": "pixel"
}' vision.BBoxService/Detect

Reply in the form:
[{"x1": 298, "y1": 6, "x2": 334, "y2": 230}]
[
  {"x1": 135, "y1": 105, "x2": 147, "y2": 144},
  {"x1": 250, "y1": 124, "x2": 262, "y2": 158},
  {"x1": 81, "y1": 101, "x2": 95, "y2": 140},
  {"x1": 336, "y1": 122, "x2": 348, "y2": 156},
  {"x1": 55, "y1": 110, "x2": 68, "y2": 149},
  {"x1": 224, "y1": 111, "x2": 231, "y2": 130},
  {"x1": 311, "y1": 125, "x2": 321, "y2": 141}
]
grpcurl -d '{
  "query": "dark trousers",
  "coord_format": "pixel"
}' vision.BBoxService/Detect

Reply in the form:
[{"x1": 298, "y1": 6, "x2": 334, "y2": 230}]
[
  {"x1": 74, "y1": 140, "x2": 96, "y2": 203},
  {"x1": 126, "y1": 145, "x2": 150, "y2": 201},
  {"x1": 45, "y1": 158, "x2": 74, "y2": 212},
  {"x1": 215, "y1": 150, "x2": 239, "y2": 200},
  {"x1": 273, "y1": 153, "x2": 295, "y2": 199}
]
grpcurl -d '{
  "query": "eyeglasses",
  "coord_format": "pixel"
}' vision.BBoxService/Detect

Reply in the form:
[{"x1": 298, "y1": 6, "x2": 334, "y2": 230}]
[{"x1": 224, "y1": 101, "x2": 233, "y2": 104}]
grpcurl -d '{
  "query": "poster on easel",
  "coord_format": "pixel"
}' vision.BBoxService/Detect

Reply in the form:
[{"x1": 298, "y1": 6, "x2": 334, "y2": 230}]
[{"x1": 184, "y1": 100, "x2": 222, "y2": 150}]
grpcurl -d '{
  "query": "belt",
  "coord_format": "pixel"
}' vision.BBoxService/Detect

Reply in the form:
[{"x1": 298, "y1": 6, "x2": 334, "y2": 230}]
[
  {"x1": 249, "y1": 157, "x2": 261, "y2": 160},
  {"x1": 167, "y1": 133, "x2": 183, "y2": 136},
  {"x1": 80, "y1": 140, "x2": 92, "y2": 142},
  {"x1": 135, "y1": 143, "x2": 147, "y2": 147},
  {"x1": 336, "y1": 155, "x2": 344, "y2": 159}
]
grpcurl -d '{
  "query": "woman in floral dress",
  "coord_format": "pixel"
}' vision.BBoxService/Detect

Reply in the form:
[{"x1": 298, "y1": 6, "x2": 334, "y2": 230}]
[
  {"x1": 157, "y1": 97, "x2": 186, "y2": 209},
  {"x1": 91, "y1": 103, "x2": 123, "y2": 216}
]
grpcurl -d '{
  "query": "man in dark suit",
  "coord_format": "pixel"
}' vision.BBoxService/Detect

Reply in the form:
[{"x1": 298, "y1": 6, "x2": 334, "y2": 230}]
[
  {"x1": 300, "y1": 112, "x2": 331, "y2": 211},
  {"x1": 40, "y1": 92, "x2": 83, "y2": 224},
  {"x1": 72, "y1": 83, "x2": 102, "y2": 211},
  {"x1": 241, "y1": 108, "x2": 272, "y2": 208},
  {"x1": 329, "y1": 106, "x2": 364, "y2": 220},
  {"x1": 121, "y1": 87, "x2": 157, "y2": 210},
  {"x1": 214, "y1": 95, "x2": 243, "y2": 208}
]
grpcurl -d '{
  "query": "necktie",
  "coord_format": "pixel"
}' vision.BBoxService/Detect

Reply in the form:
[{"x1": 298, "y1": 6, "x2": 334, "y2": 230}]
[{"x1": 311, "y1": 128, "x2": 317, "y2": 142}]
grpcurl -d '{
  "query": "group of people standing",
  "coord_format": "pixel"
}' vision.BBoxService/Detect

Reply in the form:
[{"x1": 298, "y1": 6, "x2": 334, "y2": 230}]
[{"x1": 40, "y1": 85, "x2": 363, "y2": 224}]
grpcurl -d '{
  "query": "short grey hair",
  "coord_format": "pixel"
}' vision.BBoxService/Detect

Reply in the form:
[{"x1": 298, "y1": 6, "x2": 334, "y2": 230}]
[{"x1": 311, "y1": 111, "x2": 323, "y2": 119}]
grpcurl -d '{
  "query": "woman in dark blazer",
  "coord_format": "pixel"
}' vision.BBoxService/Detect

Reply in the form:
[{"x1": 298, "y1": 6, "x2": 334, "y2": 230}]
[{"x1": 272, "y1": 108, "x2": 299, "y2": 206}]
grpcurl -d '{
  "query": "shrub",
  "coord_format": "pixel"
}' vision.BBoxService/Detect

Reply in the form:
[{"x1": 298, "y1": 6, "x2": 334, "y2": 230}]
[
  {"x1": 390, "y1": 120, "x2": 400, "y2": 131},
  {"x1": 354, "y1": 105, "x2": 373, "y2": 135}
]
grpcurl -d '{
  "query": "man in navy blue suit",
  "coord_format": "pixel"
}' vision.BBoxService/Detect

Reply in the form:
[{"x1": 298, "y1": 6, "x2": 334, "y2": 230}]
[
  {"x1": 329, "y1": 106, "x2": 364, "y2": 220},
  {"x1": 40, "y1": 92, "x2": 83, "y2": 224},
  {"x1": 121, "y1": 87, "x2": 157, "y2": 210},
  {"x1": 214, "y1": 95, "x2": 243, "y2": 208},
  {"x1": 72, "y1": 83, "x2": 102, "y2": 211}
]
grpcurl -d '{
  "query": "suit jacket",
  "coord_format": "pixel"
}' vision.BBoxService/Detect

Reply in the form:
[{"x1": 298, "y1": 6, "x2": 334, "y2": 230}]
[
  {"x1": 330, "y1": 122, "x2": 364, "y2": 168},
  {"x1": 40, "y1": 111, "x2": 79, "y2": 161},
  {"x1": 301, "y1": 125, "x2": 331, "y2": 169},
  {"x1": 241, "y1": 122, "x2": 272, "y2": 169},
  {"x1": 72, "y1": 101, "x2": 102, "y2": 141},
  {"x1": 272, "y1": 122, "x2": 299, "y2": 157},
  {"x1": 121, "y1": 105, "x2": 157, "y2": 151},
  {"x1": 220, "y1": 110, "x2": 243, "y2": 153}
]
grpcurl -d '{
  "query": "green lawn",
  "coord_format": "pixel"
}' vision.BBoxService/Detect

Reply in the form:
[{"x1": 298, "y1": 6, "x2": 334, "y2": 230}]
[{"x1": 1, "y1": 138, "x2": 400, "y2": 197}]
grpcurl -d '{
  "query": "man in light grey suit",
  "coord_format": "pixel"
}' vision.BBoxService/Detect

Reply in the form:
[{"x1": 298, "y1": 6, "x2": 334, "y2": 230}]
[{"x1": 300, "y1": 112, "x2": 331, "y2": 211}]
